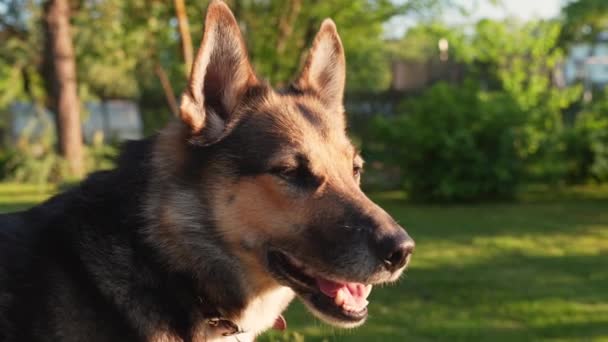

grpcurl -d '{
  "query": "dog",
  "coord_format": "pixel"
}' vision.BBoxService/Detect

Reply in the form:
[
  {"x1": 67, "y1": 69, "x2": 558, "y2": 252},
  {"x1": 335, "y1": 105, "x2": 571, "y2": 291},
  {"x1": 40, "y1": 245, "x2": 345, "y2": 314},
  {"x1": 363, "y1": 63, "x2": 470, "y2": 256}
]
[{"x1": 0, "y1": 1, "x2": 414, "y2": 341}]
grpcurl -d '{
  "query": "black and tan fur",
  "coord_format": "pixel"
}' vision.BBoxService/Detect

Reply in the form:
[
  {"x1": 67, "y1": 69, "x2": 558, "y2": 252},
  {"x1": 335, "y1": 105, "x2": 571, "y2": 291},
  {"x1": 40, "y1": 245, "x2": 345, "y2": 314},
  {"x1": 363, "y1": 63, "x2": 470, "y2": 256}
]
[{"x1": 0, "y1": 1, "x2": 414, "y2": 341}]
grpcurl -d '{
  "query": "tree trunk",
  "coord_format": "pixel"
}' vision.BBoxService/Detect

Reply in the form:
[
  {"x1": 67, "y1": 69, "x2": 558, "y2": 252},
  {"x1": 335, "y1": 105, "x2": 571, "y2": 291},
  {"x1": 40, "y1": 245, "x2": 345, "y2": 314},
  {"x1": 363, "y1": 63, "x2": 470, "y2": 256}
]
[
  {"x1": 43, "y1": 0, "x2": 84, "y2": 178},
  {"x1": 174, "y1": 0, "x2": 193, "y2": 76},
  {"x1": 276, "y1": 0, "x2": 302, "y2": 54}
]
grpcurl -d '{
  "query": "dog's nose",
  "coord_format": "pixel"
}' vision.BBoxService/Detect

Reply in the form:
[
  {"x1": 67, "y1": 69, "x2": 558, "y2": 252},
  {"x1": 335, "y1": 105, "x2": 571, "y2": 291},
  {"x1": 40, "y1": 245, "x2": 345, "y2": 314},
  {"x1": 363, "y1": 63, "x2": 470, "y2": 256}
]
[{"x1": 379, "y1": 230, "x2": 415, "y2": 272}]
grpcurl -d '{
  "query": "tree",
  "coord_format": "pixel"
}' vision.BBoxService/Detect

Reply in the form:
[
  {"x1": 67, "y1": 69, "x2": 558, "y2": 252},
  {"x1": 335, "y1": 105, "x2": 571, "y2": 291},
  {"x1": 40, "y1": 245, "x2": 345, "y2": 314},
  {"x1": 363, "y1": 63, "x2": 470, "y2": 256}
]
[
  {"x1": 43, "y1": 0, "x2": 84, "y2": 177},
  {"x1": 0, "y1": 1, "x2": 44, "y2": 109},
  {"x1": 233, "y1": 0, "x2": 408, "y2": 91},
  {"x1": 174, "y1": 0, "x2": 194, "y2": 76},
  {"x1": 561, "y1": 0, "x2": 608, "y2": 44},
  {"x1": 65, "y1": 0, "x2": 450, "y2": 132},
  {"x1": 3, "y1": 0, "x2": 452, "y2": 138},
  {"x1": 373, "y1": 19, "x2": 586, "y2": 200}
]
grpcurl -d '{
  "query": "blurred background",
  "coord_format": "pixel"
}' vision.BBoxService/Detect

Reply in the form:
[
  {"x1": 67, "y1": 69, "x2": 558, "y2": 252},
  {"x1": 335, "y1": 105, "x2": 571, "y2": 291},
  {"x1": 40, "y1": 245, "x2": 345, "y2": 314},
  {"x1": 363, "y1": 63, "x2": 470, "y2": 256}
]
[{"x1": 0, "y1": 0, "x2": 607, "y2": 341}]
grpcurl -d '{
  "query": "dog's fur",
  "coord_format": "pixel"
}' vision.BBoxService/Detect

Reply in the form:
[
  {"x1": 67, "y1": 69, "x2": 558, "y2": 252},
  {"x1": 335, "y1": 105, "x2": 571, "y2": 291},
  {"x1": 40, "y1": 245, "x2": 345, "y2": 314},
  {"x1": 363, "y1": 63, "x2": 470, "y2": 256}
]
[{"x1": 0, "y1": 2, "x2": 414, "y2": 341}]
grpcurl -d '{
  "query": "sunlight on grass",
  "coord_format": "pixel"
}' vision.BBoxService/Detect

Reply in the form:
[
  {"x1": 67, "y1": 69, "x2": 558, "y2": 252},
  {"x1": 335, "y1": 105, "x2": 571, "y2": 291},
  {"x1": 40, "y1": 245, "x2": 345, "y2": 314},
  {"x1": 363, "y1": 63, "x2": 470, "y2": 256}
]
[
  {"x1": 263, "y1": 184, "x2": 608, "y2": 341},
  {"x1": 0, "y1": 182, "x2": 56, "y2": 213}
]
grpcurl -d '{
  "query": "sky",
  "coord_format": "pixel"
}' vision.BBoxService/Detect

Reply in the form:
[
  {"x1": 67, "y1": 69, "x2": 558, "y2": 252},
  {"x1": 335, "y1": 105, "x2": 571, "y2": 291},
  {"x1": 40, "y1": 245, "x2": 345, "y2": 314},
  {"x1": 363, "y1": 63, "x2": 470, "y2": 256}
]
[
  {"x1": 464, "y1": 0, "x2": 562, "y2": 22},
  {"x1": 385, "y1": 0, "x2": 563, "y2": 38}
]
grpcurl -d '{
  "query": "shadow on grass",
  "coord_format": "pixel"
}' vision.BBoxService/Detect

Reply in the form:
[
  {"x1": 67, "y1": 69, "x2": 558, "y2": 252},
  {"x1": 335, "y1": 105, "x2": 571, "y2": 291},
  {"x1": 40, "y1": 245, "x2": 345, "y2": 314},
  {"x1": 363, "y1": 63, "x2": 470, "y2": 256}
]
[
  {"x1": 0, "y1": 203, "x2": 36, "y2": 213},
  {"x1": 374, "y1": 197, "x2": 608, "y2": 243}
]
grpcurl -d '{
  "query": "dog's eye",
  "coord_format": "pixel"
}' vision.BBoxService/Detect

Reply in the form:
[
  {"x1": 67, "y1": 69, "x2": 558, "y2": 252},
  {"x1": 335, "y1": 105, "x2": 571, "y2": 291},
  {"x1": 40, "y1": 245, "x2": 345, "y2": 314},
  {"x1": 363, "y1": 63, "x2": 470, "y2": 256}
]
[
  {"x1": 353, "y1": 165, "x2": 363, "y2": 178},
  {"x1": 269, "y1": 164, "x2": 319, "y2": 188},
  {"x1": 270, "y1": 166, "x2": 298, "y2": 181}
]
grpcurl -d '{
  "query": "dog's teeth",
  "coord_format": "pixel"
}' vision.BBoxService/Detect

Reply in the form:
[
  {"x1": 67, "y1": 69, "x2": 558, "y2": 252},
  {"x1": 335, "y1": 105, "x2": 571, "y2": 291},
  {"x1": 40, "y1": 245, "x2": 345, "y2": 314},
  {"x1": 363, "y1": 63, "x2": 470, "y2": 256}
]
[
  {"x1": 334, "y1": 290, "x2": 345, "y2": 306},
  {"x1": 364, "y1": 284, "x2": 373, "y2": 297},
  {"x1": 342, "y1": 300, "x2": 368, "y2": 313}
]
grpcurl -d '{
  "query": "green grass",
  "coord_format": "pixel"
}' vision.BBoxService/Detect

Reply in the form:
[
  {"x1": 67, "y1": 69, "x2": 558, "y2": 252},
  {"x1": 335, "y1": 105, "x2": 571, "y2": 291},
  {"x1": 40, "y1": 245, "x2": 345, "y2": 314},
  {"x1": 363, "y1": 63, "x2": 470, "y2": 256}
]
[
  {"x1": 0, "y1": 182, "x2": 56, "y2": 213},
  {"x1": 263, "y1": 185, "x2": 608, "y2": 342},
  {"x1": 1, "y1": 182, "x2": 607, "y2": 341}
]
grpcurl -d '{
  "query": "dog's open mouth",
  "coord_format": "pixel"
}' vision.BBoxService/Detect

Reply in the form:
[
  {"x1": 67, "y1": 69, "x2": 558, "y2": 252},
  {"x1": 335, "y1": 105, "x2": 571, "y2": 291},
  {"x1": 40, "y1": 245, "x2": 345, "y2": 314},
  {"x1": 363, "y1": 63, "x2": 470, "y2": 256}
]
[{"x1": 267, "y1": 250, "x2": 372, "y2": 326}]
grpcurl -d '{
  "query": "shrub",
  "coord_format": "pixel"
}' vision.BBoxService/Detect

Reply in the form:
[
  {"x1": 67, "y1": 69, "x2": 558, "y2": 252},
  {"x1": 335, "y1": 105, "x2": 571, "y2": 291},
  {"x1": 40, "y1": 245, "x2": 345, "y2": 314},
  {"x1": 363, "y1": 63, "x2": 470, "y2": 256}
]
[
  {"x1": 372, "y1": 82, "x2": 527, "y2": 202},
  {"x1": 1, "y1": 119, "x2": 117, "y2": 184},
  {"x1": 3, "y1": 111, "x2": 64, "y2": 184},
  {"x1": 564, "y1": 100, "x2": 608, "y2": 182}
]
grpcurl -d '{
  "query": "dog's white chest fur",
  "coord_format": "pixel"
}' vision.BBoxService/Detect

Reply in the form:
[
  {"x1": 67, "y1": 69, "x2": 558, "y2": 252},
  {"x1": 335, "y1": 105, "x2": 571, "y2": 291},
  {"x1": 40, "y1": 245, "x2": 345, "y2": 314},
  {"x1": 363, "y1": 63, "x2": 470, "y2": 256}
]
[{"x1": 238, "y1": 286, "x2": 295, "y2": 336}]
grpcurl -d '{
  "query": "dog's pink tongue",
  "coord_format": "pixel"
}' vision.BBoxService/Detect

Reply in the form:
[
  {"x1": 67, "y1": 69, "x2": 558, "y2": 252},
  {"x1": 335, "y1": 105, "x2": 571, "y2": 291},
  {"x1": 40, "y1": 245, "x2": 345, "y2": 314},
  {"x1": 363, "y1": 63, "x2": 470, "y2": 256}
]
[{"x1": 316, "y1": 278, "x2": 372, "y2": 311}]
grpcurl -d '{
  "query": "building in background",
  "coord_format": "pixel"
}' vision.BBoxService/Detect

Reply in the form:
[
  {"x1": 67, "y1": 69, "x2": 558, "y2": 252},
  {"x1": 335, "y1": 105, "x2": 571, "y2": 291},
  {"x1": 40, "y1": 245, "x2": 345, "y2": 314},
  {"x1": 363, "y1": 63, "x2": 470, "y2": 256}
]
[
  {"x1": 390, "y1": 58, "x2": 465, "y2": 92},
  {"x1": 8, "y1": 100, "x2": 143, "y2": 144},
  {"x1": 563, "y1": 31, "x2": 608, "y2": 94}
]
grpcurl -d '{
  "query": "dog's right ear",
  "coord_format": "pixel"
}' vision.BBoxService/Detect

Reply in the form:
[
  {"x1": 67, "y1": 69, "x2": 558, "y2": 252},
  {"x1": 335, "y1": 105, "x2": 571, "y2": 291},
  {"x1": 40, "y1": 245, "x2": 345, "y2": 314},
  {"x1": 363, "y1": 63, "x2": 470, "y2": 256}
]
[{"x1": 179, "y1": 0, "x2": 258, "y2": 141}]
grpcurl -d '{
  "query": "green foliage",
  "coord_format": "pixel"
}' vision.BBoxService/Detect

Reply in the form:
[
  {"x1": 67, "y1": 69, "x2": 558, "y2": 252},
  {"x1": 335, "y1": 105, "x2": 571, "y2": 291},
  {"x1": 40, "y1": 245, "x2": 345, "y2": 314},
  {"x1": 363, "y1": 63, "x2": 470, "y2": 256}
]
[
  {"x1": 232, "y1": 0, "x2": 424, "y2": 91},
  {"x1": 467, "y1": 20, "x2": 582, "y2": 159},
  {"x1": 71, "y1": 0, "x2": 189, "y2": 102},
  {"x1": 563, "y1": 95, "x2": 608, "y2": 182},
  {"x1": 2, "y1": 0, "x2": 446, "y2": 102},
  {"x1": 370, "y1": 19, "x2": 588, "y2": 201},
  {"x1": 2, "y1": 0, "x2": 449, "y2": 141},
  {"x1": 463, "y1": 20, "x2": 585, "y2": 184},
  {"x1": 2, "y1": 116, "x2": 117, "y2": 184},
  {"x1": 0, "y1": 63, "x2": 23, "y2": 109},
  {"x1": 0, "y1": 1, "x2": 45, "y2": 107},
  {"x1": 470, "y1": 20, "x2": 581, "y2": 113},
  {"x1": 561, "y1": 0, "x2": 608, "y2": 43},
  {"x1": 3, "y1": 0, "x2": 605, "y2": 193},
  {"x1": 374, "y1": 81, "x2": 526, "y2": 201},
  {"x1": 3, "y1": 110, "x2": 65, "y2": 184},
  {"x1": 85, "y1": 131, "x2": 119, "y2": 173}
]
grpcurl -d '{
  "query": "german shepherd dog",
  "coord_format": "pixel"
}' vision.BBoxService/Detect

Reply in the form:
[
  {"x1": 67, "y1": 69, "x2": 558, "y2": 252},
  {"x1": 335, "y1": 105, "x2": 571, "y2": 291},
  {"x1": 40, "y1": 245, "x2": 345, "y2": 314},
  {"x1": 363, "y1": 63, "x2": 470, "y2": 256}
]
[{"x1": 0, "y1": 1, "x2": 414, "y2": 341}]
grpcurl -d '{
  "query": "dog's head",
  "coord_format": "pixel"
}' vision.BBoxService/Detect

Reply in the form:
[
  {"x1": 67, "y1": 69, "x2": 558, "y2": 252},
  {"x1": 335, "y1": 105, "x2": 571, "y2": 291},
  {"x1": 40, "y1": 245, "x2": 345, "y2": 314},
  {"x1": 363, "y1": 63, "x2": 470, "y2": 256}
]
[{"x1": 162, "y1": 0, "x2": 414, "y2": 328}]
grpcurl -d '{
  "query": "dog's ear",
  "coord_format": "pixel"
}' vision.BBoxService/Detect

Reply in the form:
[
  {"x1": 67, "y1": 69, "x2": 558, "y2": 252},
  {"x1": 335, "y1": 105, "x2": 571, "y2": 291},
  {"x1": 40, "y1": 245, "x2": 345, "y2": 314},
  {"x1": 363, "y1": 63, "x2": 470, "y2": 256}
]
[
  {"x1": 179, "y1": 0, "x2": 258, "y2": 139},
  {"x1": 295, "y1": 19, "x2": 346, "y2": 112}
]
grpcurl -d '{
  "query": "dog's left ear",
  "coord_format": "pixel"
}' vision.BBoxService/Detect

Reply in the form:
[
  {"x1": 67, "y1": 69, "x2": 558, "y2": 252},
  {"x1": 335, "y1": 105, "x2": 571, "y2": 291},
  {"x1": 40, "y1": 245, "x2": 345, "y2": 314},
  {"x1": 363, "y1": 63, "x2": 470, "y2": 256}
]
[
  {"x1": 295, "y1": 19, "x2": 346, "y2": 112},
  {"x1": 179, "y1": 0, "x2": 258, "y2": 140}
]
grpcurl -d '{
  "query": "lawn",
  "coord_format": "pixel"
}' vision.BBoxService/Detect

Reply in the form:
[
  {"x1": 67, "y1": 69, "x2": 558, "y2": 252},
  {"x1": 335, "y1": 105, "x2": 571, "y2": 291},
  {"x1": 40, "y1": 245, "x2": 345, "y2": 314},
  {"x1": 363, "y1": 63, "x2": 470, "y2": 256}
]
[
  {"x1": 0, "y1": 182, "x2": 56, "y2": 213},
  {"x1": 1, "y1": 182, "x2": 607, "y2": 341}
]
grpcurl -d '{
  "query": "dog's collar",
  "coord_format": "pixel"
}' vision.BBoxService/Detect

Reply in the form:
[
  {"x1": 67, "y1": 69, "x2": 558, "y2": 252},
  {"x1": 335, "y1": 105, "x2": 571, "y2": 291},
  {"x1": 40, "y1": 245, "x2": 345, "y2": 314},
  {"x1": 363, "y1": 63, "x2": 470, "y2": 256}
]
[
  {"x1": 205, "y1": 315, "x2": 287, "y2": 337},
  {"x1": 196, "y1": 295, "x2": 244, "y2": 336},
  {"x1": 206, "y1": 317, "x2": 244, "y2": 336},
  {"x1": 198, "y1": 293, "x2": 287, "y2": 337}
]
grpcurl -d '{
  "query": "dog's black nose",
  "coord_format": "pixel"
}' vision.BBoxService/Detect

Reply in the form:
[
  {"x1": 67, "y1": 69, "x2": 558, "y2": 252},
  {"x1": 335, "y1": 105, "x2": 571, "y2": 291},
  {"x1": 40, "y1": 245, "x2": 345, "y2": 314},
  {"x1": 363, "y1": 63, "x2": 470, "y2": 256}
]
[{"x1": 379, "y1": 231, "x2": 415, "y2": 272}]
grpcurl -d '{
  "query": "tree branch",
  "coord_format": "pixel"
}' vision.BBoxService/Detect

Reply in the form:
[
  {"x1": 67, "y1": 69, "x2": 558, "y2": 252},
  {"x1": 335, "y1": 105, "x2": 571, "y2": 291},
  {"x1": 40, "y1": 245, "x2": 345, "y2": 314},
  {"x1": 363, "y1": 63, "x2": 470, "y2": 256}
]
[{"x1": 155, "y1": 62, "x2": 179, "y2": 117}]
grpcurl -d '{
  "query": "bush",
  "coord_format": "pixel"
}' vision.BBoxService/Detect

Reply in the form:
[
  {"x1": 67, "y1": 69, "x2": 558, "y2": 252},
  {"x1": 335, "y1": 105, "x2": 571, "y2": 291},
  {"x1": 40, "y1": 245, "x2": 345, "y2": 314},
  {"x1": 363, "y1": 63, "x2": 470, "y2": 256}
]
[
  {"x1": 372, "y1": 82, "x2": 527, "y2": 202},
  {"x1": 2, "y1": 111, "x2": 64, "y2": 184},
  {"x1": 563, "y1": 100, "x2": 608, "y2": 183},
  {"x1": 1, "y1": 119, "x2": 117, "y2": 184}
]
